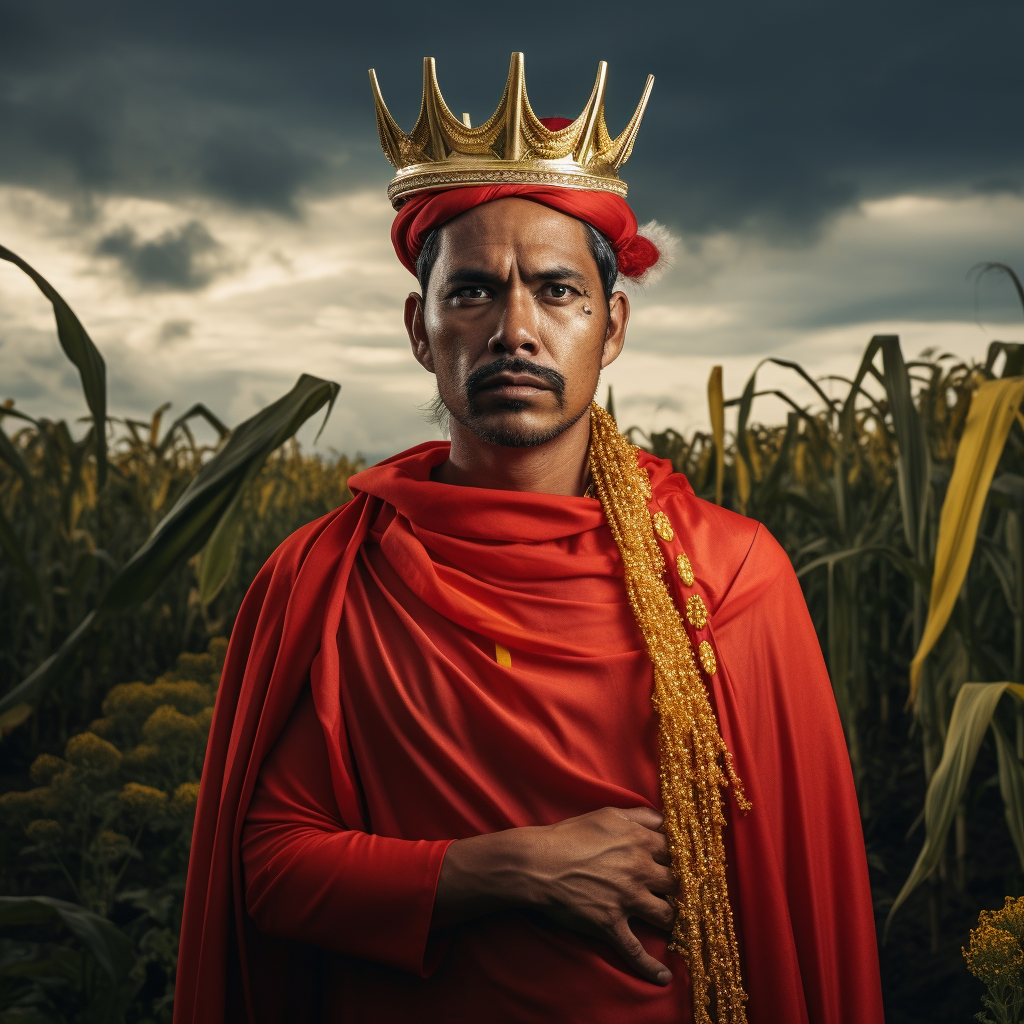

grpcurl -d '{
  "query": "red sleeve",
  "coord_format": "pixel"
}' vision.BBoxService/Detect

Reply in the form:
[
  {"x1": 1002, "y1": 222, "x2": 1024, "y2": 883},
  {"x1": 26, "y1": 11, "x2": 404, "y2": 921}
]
[{"x1": 240, "y1": 687, "x2": 453, "y2": 976}]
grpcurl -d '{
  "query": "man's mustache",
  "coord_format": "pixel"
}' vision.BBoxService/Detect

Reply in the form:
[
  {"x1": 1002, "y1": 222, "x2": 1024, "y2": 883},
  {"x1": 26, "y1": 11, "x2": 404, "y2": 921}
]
[{"x1": 465, "y1": 357, "x2": 567, "y2": 403}]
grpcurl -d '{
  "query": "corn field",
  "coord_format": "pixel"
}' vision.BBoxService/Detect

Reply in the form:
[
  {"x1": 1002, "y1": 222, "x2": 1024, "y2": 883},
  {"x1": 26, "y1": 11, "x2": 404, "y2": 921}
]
[{"x1": 2, "y1": 247, "x2": 1024, "y2": 1021}]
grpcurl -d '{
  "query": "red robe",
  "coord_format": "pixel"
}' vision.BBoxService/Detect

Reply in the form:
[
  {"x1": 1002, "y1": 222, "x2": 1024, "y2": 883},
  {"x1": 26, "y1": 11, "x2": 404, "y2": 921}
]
[{"x1": 174, "y1": 443, "x2": 883, "y2": 1024}]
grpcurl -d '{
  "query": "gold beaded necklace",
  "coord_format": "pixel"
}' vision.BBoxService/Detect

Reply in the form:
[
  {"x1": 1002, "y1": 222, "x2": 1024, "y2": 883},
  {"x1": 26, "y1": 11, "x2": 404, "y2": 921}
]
[{"x1": 588, "y1": 401, "x2": 750, "y2": 1024}]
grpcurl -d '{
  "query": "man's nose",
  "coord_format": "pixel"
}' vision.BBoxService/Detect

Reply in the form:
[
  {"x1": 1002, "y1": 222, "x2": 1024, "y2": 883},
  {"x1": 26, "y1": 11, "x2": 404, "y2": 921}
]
[{"x1": 487, "y1": 283, "x2": 539, "y2": 357}]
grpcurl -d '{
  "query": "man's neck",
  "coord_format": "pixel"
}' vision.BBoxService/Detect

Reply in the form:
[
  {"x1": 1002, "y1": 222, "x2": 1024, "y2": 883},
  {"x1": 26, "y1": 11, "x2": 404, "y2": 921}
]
[{"x1": 434, "y1": 411, "x2": 592, "y2": 496}]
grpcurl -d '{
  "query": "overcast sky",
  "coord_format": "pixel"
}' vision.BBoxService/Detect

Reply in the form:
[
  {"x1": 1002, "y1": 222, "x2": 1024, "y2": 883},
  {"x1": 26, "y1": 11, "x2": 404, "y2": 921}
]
[{"x1": 2, "y1": 0, "x2": 1023, "y2": 460}]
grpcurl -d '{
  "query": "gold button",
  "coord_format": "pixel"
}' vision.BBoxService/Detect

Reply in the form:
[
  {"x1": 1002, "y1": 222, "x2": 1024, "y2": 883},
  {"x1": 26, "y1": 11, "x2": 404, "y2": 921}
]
[
  {"x1": 698, "y1": 640, "x2": 717, "y2": 675},
  {"x1": 686, "y1": 594, "x2": 708, "y2": 629},
  {"x1": 653, "y1": 511, "x2": 674, "y2": 542},
  {"x1": 676, "y1": 552, "x2": 694, "y2": 587}
]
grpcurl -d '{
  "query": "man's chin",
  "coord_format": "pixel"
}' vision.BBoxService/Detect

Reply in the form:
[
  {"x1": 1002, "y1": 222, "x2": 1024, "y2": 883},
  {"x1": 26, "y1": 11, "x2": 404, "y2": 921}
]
[{"x1": 455, "y1": 407, "x2": 588, "y2": 449}]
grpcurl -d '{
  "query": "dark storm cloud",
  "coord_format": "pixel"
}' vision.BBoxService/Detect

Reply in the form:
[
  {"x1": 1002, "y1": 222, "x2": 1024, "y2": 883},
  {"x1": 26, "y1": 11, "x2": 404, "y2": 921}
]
[
  {"x1": 95, "y1": 221, "x2": 225, "y2": 291},
  {"x1": 0, "y1": 0, "x2": 1021, "y2": 238}
]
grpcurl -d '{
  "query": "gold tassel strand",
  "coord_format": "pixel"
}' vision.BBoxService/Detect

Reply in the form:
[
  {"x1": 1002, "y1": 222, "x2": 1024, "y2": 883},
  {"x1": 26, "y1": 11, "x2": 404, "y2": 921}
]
[{"x1": 588, "y1": 402, "x2": 750, "y2": 1024}]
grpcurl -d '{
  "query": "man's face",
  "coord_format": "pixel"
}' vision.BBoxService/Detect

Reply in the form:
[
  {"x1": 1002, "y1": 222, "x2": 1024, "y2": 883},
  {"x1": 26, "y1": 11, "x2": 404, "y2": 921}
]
[{"x1": 405, "y1": 198, "x2": 628, "y2": 448}]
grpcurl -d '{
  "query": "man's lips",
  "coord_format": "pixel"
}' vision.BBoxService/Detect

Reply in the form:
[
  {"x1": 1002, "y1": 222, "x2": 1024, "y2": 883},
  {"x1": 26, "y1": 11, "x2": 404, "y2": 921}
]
[{"x1": 478, "y1": 373, "x2": 552, "y2": 393}]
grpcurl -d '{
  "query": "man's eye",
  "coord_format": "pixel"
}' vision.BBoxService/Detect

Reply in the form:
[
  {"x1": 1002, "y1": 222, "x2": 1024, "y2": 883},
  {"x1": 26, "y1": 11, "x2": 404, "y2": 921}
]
[
  {"x1": 456, "y1": 287, "x2": 489, "y2": 300},
  {"x1": 547, "y1": 284, "x2": 573, "y2": 299}
]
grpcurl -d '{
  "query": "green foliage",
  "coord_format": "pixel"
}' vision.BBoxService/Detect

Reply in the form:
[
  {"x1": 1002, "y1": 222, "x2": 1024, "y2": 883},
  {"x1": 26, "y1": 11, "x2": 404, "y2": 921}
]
[{"x1": 0, "y1": 641, "x2": 224, "y2": 1021}]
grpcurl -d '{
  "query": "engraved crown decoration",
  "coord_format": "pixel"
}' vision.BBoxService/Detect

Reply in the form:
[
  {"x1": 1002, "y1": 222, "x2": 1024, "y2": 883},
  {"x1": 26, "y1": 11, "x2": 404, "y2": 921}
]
[{"x1": 369, "y1": 53, "x2": 654, "y2": 207}]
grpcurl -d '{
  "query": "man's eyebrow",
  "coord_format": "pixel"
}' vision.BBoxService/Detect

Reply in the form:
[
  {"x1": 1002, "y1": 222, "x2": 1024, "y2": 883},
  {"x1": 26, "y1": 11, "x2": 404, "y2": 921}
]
[{"x1": 443, "y1": 266, "x2": 588, "y2": 287}]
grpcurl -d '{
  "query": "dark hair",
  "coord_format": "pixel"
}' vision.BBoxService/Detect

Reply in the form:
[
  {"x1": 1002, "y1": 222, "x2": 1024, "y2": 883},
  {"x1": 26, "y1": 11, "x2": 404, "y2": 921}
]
[{"x1": 415, "y1": 219, "x2": 619, "y2": 300}]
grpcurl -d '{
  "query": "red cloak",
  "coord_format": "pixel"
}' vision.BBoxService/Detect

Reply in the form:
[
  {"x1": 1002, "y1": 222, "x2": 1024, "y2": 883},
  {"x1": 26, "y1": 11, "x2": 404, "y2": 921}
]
[{"x1": 174, "y1": 443, "x2": 884, "y2": 1024}]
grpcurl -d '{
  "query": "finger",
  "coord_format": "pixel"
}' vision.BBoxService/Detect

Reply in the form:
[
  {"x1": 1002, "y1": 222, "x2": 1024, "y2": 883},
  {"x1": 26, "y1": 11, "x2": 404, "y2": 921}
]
[
  {"x1": 643, "y1": 830, "x2": 672, "y2": 864},
  {"x1": 608, "y1": 918, "x2": 672, "y2": 985},
  {"x1": 645, "y1": 864, "x2": 679, "y2": 897},
  {"x1": 614, "y1": 806, "x2": 665, "y2": 832},
  {"x1": 632, "y1": 894, "x2": 677, "y2": 933}
]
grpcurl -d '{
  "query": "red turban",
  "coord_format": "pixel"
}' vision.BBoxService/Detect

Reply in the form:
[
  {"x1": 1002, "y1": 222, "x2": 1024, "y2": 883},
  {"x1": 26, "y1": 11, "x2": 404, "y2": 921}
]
[{"x1": 390, "y1": 185, "x2": 661, "y2": 280}]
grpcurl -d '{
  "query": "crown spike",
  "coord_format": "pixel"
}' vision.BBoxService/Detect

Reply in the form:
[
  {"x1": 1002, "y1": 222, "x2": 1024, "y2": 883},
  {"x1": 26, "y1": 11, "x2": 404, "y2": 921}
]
[
  {"x1": 572, "y1": 61, "x2": 608, "y2": 164},
  {"x1": 368, "y1": 69, "x2": 410, "y2": 170},
  {"x1": 604, "y1": 74, "x2": 654, "y2": 172},
  {"x1": 421, "y1": 58, "x2": 451, "y2": 162},
  {"x1": 503, "y1": 52, "x2": 526, "y2": 161}
]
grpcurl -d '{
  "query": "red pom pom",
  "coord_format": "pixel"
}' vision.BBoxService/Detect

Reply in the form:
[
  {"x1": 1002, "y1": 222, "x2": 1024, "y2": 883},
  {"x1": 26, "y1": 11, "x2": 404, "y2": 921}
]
[
  {"x1": 616, "y1": 234, "x2": 660, "y2": 278},
  {"x1": 539, "y1": 117, "x2": 573, "y2": 131}
]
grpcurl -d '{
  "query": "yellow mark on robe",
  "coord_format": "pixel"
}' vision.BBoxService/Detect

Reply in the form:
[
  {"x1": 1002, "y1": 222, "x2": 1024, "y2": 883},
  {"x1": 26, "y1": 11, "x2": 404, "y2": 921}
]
[{"x1": 495, "y1": 643, "x2": 512, "y2": 668}]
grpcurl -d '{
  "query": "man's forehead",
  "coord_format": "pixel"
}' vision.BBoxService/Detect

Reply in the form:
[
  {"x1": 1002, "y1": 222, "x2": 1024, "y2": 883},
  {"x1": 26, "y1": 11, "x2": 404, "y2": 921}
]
[{"x1": 434, "y1": 200, "x2": 594, "y2": 274}]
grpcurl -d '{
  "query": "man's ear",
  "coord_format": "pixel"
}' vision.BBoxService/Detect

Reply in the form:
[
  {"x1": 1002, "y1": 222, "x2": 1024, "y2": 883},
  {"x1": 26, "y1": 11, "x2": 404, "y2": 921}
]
[
  {"x1": 405, "y1": 293, "x2": 435, "y2": 373},
  {"x1": 600, "y1": 290, "x2": 629, "y2": 370}
]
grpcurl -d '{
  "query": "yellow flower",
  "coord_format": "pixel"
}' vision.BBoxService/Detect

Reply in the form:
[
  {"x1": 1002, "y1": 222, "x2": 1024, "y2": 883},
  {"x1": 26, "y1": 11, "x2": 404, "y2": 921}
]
[
  {"x1": 192, "y1": 706, "x2": 214, "y2": 734},
  {"x1": 29, "y1": 753, "x2": 66, "y2": 786},
  {"x1": 102, "y1": 681, "x2": 164, "y2": 726},
  {"x1": 88, "y1": 717, "x2": 114, "y2": 738},
  {"x1": 964, "y1": 899, "x2": 1024, "y2": 988},
  {"x1": 171, "y1": 782, "x2": 201, "y2": 817},
  {"x1": 93, "y1": 830, "x2": 133, "y2": 863},
  {"x1": 142, "y1": 705, "x2": 202, "y2": 747},
  {"x1": 150, "y1": 680, "x2": 212, "y2": 716},
  {"x1": 119, "y1": 782, "x2": 168, "y2": 818},
  {"x1": 122, "y1": 744, "x2": 160, "y2": 773},
  {"x1": 0, "y1": 789, "x2": 45, "y2": 820},
  {"x1": 167, "y1": 652, "x2": 217, "y2": 684},
  {"x1": 64, "y1": 732, "x2": 122, "y2": 775},
  {"x1": 25, "y1": 818, "x2": 63, "y2": 844}
]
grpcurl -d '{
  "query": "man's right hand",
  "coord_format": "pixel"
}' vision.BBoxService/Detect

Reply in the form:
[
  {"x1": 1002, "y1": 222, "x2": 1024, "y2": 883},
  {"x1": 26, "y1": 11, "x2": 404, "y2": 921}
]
[{"x1": 432, "y1": 806, "x2": 677, "y2": 985}]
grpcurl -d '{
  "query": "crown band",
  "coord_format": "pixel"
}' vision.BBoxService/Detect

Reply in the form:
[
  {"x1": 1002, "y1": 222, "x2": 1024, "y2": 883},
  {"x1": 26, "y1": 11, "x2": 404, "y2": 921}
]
[{"x1": 388, "y1": 168, "x2": 629, "y2": 205}]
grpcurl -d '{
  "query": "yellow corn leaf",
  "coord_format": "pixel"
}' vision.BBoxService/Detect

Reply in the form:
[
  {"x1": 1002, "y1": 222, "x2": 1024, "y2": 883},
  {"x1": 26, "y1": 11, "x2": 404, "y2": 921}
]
[
  {"x1": 735, "y1": 448, "x2": 750, "y2": 512},
  {"x1": 909, "y1": 378, "x2": 1024, "y2": 703},
  {"x1": 886, "y1": 681, "x2": 1024, "y2": 936},
  {"x1": 708, "y1": 366, "x2": 725, "y2": 506}
]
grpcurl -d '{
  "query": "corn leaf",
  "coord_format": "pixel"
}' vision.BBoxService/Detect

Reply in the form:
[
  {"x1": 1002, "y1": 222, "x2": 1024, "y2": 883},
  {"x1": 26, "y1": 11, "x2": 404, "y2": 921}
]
[
  {"x1": 909, "y1": 378, "x2": 1024, "y2": 701},
  {"x1": 0, "y1": 895, "x2": 134, "y2": 983},
  {"x1": 0, "y1": 425, "x2": 33, "y2": 490},
  {"x1": 708, "y1": 366, "x2": 725, "y2": 505},
  {"x1": 0, "y1": 504, "x2": 44, "y2": 606},
  {"x1": 0, "y1": 244, "x2": 108, "y2": 486},
  {"x1": 104, "y1": 373, "x2": 337, "y2": 610},
  {"x1": 992, "y1": 719, "x2": 1024, "y2": 871},
  {"x1": 886, "y1": 681, "x2": 1024, "y2": 935},
  {"x1": 0, "y1": 610, "x2": 99, "y2": 716},
  {"x1": 880, "y1": 336, "x2": 930, "y2": 560}
]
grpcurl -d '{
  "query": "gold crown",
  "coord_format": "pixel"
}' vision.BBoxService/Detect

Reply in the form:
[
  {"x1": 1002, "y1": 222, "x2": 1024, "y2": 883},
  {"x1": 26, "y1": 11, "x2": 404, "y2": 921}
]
[{"x1": 368, "y1": 53, "x2": 654, "y2": 207}]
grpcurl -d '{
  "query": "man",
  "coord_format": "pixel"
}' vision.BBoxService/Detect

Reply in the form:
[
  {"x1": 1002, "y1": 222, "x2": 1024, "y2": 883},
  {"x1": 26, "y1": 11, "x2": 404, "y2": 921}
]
[{"x1": 175, "y1": 55, "x2": 884, "y2": 1024}]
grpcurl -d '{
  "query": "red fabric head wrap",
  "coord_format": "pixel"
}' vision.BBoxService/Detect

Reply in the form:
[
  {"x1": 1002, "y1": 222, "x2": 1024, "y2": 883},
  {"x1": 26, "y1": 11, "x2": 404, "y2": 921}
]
[{"x1": 390, "y1": 185, "x2": 660, "y2": 280}]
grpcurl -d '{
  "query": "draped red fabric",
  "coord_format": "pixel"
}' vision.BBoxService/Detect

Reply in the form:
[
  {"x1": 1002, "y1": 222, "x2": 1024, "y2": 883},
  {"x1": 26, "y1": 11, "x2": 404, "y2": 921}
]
[
  {"x1": 390, "y1": 185, "x2": 660, "y2": 279},
  {"x1": 174, "y1": 444, "x2": 884, "y2": 1024}
]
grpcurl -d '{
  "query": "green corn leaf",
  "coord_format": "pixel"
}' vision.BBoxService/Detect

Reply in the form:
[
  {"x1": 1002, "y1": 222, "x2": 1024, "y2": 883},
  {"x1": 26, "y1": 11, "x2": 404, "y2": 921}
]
[
  {"x1": 105, "y1": 372, "x2": 338, "y2": 611},
  {"x1": 0, "y1": 895, "x2": 134, "y2": 984},
  {"x1": 0, "y1": 504, "x2": 44, "y2": 607},
  {"x1": 880, "y1": 335, "x2": 930, "y2": 560},
  {"x1": 886, "y1": 681, "x2": 1024, "y2": 936},
  {"x1": 0, "y1": 611, "x2": 99, "y2": 716},
  {"x1": 196, "y1": 486, "x2": 248, "y2": 607},
  {"x1": 156, "y1": 402, "x2": 230, "y2": 456},
  {"x1": 0, "y1": 244, "x2": 108, "y2": 486},
  {"x1": 0, "y1": 425, "x2": 33, "y2": 491},
  {"x1": 992, "y1": 719, "x2": 1024, "y2": 871}
]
